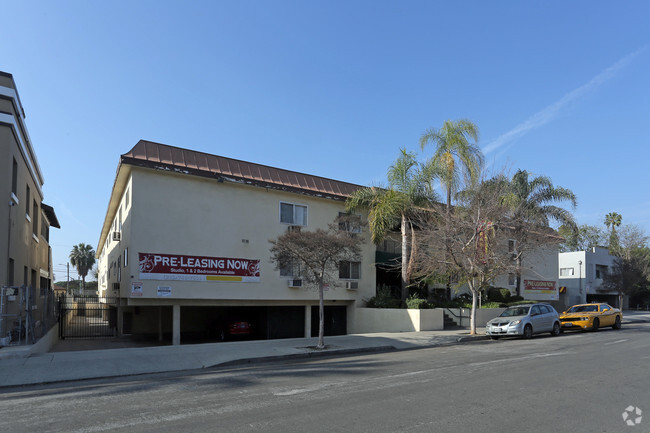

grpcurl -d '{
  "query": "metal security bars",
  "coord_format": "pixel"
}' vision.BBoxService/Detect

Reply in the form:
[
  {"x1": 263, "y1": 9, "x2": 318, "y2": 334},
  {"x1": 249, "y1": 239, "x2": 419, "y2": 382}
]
[
  {"x1": 58, "y1": 295, "x2": 118, "y2": 339},
  {"x1": 0, "y1": 286, "x2": 58, "y2": 346}
]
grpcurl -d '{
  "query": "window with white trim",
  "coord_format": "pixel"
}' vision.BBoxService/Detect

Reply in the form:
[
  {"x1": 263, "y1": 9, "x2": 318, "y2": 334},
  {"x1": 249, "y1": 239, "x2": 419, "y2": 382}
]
[
  {"x1": 280, "y1": 202, "x2": 307, "y2": 226},
  {"x1": 508, "y1": 273, "x2": 516, "y2": 286},
  {"x1": 338, "y1": 212, "x2": 361, "y2": 233},
  {"x1": 280, "y1": 258, "x2": 300, "y2": 277},
  {"x1": 560, "y1": 267, "x2": 574, "y2": 277},
  {"x1": 339, "y1": 261, "x2": 360, "y2": 280}
]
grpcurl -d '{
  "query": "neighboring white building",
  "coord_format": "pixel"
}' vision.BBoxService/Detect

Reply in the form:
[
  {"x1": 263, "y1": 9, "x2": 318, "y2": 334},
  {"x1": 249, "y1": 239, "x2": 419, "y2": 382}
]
[
  {"x1": 558, "y1": 247, "x2": 625, "y2": 309},
  {"x1": 493, "y1": 243, "x2": 561, "y2": 304},
  {"x1": 97, "y1": 140, "x2": 376, "y2": 345}
]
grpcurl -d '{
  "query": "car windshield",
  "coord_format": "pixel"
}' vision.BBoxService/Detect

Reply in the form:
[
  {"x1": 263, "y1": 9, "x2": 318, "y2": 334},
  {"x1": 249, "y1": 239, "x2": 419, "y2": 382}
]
[
  {"x1": 568, "y1": 305, "x2": 598, "y2": 313},
  {"x1": 500, "y1": 306, "x2": 530, "y2": 317}
]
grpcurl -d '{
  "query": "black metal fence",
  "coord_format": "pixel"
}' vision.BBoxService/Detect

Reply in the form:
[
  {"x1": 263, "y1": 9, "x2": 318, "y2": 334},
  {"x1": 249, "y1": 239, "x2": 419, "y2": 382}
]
[{"x1": 57, "y1": 295, "x2": 118, "y2": 339}]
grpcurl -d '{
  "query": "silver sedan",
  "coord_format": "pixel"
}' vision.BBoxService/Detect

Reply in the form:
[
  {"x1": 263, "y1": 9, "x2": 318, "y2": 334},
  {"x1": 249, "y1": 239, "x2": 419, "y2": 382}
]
[{"x1": 485, "y1": 303, "x2": 561, "y2": 339}]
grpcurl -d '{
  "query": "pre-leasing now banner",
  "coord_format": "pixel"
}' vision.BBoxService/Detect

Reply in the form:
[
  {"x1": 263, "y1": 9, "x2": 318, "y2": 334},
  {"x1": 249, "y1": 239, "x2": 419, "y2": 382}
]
[
  {"x1": 523, "y1": 279, "x2": 558, "y2": 300},
  {"x1": 138, "y1": 252, "x2": 260, "y2": 282}
]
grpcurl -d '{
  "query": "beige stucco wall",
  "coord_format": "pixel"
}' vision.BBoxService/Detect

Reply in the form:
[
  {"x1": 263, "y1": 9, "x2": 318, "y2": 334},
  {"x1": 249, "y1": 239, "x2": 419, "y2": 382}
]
[
  {"x1": 1, "y1": 80, "x2": 53, "y2": 292},
  {"x1": 100, "y1": 166, "x2": 376, "y2": 307},
  {"x1": 349, "y1": 308, "x2": 444, "y2": 333},
  {"x1": 445, "y1": 307, "x2": 506, "y2": 327}
]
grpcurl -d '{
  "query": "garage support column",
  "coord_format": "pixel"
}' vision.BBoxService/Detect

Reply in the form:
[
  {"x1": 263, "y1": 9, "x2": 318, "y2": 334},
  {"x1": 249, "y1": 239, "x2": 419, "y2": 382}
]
[
  {"x1": 304, "y1": 305, "x2": 311, "y2": 338},
  {"x1": 158, "y1": 307, "x2": 163, "y2": 342},
  {"x1": 172, "y1": 304, "x2": 181, "y2": 345},
  {"x1": 117, "y1": 305, "x2": 123, "y2": 337}
]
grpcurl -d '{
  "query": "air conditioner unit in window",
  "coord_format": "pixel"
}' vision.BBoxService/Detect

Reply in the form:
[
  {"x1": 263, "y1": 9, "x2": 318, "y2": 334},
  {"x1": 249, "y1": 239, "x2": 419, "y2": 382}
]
[
  {"x1": 287, "y1": 225, "x2": 301, "y2": 233},
  {"x1": 112, "y1": 232, "x2": 121, "y2": 241},
  {"x1": 345, "y1": 281, "x2": 359, "y2": 290},
  {"x1": 288, "y1": 279, "x2": 303, "y2": 288}
]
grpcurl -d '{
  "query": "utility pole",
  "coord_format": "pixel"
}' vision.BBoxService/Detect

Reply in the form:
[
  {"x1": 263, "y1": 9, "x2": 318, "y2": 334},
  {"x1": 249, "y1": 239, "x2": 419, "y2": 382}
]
[{"x1": 66, "y1": 262, "x2": 70, "y2": 295}]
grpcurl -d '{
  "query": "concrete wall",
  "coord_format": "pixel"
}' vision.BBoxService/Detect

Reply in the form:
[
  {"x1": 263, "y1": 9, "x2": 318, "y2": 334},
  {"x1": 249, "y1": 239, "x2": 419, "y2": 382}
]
[
  {"x1": 445, "y1": 308, "x2": 506, "y2": 328},
  {"x1": 349, "y1": 308, "x2": 444, "y2": 333}
]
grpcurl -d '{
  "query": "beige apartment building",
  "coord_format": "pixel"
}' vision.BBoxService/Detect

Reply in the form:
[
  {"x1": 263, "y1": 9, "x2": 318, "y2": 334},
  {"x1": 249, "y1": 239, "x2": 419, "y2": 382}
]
[
  {"x1": 1, "y1": 71, "x2": 60, "y2": 342},
  {"x1": 97, "y1": 140, "x2": 376, "y2": 344}
]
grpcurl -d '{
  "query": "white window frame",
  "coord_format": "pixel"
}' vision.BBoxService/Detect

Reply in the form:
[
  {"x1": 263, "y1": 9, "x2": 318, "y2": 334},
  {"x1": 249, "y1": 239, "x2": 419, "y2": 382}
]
[
  {"x1": 279, "y1": 202, "x2": 308, "y2": 226},
  {"x1": 560, "y1": 267, "x2": 575, "y2": 277},
  {"x1": 338, "y1": 212, "x2": 361, "y2": 233},
  {"x1": 279, "y1": 258, "x2": 300, "y2": 277},
  {"x1": 339, "y1": 261, "x2": 361, "y2": 280}
]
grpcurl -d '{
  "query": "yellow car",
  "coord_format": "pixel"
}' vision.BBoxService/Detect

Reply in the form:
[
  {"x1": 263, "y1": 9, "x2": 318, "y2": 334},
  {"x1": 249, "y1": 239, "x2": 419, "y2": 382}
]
[{"x1": 560, "y1": 303, "x2": 622, "y2": 331}]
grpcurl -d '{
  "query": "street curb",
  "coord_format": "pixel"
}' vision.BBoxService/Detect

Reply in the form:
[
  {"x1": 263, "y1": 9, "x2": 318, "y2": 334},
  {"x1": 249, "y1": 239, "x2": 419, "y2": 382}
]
[
  {"x1": 457, "y1": 335, "x2": 491, "y2": 343},
  {"x1": 215, "y1": 345, "x2": 397, "y2": 368},
  {"x1": 0, "y1": 333, "x2": 501, "y2": 388}
]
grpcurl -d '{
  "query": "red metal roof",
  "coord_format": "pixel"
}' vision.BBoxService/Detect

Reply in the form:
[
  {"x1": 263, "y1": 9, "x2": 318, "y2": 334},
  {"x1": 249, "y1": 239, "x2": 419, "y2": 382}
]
[{"x1": 121, "y1": 140, "x2": 363, "y2": 200}]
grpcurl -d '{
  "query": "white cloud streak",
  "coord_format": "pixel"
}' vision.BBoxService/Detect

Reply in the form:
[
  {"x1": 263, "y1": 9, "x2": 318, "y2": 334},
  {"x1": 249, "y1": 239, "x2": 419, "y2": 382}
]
[{"x1": 483, "y1": 47, "x2": 647, "y2": 155}]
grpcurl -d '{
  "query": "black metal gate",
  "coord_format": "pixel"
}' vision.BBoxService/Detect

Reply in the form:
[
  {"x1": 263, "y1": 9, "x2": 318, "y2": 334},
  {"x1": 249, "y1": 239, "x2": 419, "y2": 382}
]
[{"x1": 58, "y1": 296, "x2": 118, "y2": 339}]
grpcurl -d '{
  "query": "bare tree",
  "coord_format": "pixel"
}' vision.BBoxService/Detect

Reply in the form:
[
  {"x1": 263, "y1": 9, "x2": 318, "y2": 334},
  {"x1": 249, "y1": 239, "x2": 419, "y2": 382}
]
[
  {"x1": 602, "y1": 256, "x2": 646, "y2": 310},
  {"x1": 412, "y1": 176, "x2": 563, "y2": 334},
  {"x1": 269, "y1": 216, "x2": 362, "y2": 348},
  {"x1": 412, "y1": 179, "x2": 512, "y2": 334}
]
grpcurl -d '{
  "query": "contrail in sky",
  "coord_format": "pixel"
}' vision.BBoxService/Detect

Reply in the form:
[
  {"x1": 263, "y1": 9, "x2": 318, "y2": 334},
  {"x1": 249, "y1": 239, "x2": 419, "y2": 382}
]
[{"x1": 483, "y1": 47, "x2": 647, "y2": 155}]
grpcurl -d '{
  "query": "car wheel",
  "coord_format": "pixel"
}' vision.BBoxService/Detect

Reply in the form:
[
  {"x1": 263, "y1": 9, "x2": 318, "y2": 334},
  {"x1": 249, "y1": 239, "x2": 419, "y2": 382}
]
[
  {"x1": 550, "y1": 322, "x2": 561, "y2": 336},
  {"x1": 523, "y1": 324, "x2": 533, "y2": 339},
  {"x1": 613, "y1": 315, "x2": 622, "y2": 330},
  {"x1": 592, "y1": 318, "x2": 599, "y2": 331}
]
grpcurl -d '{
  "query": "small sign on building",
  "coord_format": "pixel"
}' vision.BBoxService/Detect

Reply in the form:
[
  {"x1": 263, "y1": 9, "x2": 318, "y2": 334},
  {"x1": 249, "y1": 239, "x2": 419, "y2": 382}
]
[
  {"x1": 131, "y1": 281, "x2": 143, "y2": 297},
  {"x1": 157, "y1": 286, "x2": 172, "y2": 297}
]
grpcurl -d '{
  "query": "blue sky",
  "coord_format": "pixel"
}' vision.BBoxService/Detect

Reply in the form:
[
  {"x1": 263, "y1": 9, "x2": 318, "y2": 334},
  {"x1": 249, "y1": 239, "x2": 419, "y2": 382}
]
[{"x1": 2, "y1": 1, "x2": 649, "y2": 281}]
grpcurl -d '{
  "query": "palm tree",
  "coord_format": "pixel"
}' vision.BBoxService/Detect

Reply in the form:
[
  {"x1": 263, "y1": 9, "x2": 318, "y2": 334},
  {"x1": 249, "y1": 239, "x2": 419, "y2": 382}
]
[
  {"x1": 69, "y1": 243, "x2": 96, "y2": 295},
  {"x1": 502, "y1": 169, "x2": 577, "y2": 295},
  {"x1": 604, "y1": 212, "x2": 622, "y2": 254},
  {"x1": 419, "y1": 119, "x2": 484, "y2": 213},
  {"x1": 346, "y1": 149, "x2": 437, "y2": 304},
  {"x1": 419, "y1": 119, "x2": 484, "y2": 298}
]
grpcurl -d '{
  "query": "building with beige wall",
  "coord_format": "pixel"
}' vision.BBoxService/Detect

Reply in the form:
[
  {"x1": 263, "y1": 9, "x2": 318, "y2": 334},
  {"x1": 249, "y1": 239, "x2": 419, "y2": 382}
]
[
  {"x1": 1, "y1": 71, "x2": 60, "y2": 343},
  {"x1": 97, "y1": 140, "x2": 376, "y2": 345}
]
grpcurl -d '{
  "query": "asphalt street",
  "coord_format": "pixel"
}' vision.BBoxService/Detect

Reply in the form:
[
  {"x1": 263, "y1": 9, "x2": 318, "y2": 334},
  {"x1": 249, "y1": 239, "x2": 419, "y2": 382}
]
[{"x1": 1, "y1": 322, "x2": 648, "y2": 433}]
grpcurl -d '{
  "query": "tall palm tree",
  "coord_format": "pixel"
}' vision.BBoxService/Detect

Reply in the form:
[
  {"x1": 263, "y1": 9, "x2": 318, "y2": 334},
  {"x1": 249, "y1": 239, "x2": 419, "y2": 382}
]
[
  {"x1": 346, "y1": 149, "x2": 437, "y2": 303},
  {"x1": 419, "y1": 119, "x2": 484, "y2": 213},
  {"x1": 604, "y1": 212, "x2": 622, "y2": 232},
  {"x1": 69, "y1": 243, "x2": 96, "y2": 295},
  {"x1": 604, "y1": 212, "x2": 622, "y2": 254},
  {"x1": 502, "y1": 169, "x2": 577, "y2": 295},
  {"x1": 419, "y1": 119, "x2": 484, "y2": 298}
]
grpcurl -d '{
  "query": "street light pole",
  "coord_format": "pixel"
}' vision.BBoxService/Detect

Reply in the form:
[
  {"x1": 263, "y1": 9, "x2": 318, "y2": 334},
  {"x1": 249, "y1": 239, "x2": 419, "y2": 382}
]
[{"x1": 578, "y1": 260, "x2": 583, "y2": 302}]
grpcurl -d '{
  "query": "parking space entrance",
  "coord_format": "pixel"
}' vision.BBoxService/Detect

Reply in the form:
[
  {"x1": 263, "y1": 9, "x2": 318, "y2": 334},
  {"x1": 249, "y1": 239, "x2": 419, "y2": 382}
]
[{"x1": 58, "y1": 296, "x2": 117, "y2": 339}]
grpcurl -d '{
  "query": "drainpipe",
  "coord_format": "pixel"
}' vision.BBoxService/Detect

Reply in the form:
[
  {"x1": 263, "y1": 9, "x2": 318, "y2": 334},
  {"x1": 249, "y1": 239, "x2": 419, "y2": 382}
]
[{"x1": 7, "y1": 198, "x2": 16, "y2": 285}]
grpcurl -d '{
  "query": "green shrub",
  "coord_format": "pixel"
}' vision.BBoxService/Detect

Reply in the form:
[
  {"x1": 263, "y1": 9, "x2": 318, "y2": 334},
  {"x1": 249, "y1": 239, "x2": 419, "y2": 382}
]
[
  {"x1": 480, "y1": 302, "x2": 504, "y2": 309},
  {"x1": 507, "y1": 299, "x2": 536, "y2": 306},
  {"x1": 486, "y1": 287, "x2": 515, "y2": 303},
  {"x1": 365, "y1": 286, "x2": 401, "y2": 308},
  {"x1": 405, "y1": 294, "x2": 431, "y2": 309}
]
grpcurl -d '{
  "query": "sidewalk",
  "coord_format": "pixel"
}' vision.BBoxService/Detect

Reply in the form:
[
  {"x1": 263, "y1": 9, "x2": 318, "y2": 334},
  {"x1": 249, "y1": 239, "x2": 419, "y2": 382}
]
[
  {"x1": 2, "y1": 311, "x2": 648, "y2": 389},
  {"x1": 0, "y1": 329, "x2": 485, "y2": 388}
]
